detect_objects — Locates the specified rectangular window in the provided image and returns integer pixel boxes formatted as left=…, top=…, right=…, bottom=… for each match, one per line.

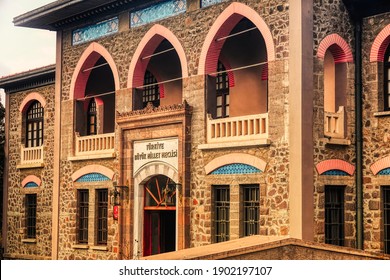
left=213, top=185, right=230, bottom=243
left=325, top=186, right=345, bottom=246
left=241, top=184, right=260, bottom=237
left=77, top=190, right=89, bottom=244
left=26, top=194, right=37, bottom=239
left=383, top=186, right=390, bottom=254
left=96, top=189, right=108, bottom=245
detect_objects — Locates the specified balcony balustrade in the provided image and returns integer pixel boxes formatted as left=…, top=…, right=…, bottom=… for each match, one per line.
left=74, top=132, right=115, bottom=158
left=324, top=106, right=345, bottom=139
left=207, top=113, right=269, bottom=144
left=20, top=145, right=44, bottom=166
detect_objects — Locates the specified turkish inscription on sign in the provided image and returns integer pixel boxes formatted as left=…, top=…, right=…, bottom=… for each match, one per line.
left=133, top=138, right=179, bottom=175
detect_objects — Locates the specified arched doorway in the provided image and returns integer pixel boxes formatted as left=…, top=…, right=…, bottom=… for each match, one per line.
left=143, top=175, right=176, bottom=256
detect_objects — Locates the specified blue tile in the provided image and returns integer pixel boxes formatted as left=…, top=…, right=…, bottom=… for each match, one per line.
left=211, top=163, right=262, bottom=175
left=73, top=17, right=119, bottom=45
left=378, top=167, right=390, bottom=175
left=201, top=0, right=226, bottom=8
left=322, top=170, right=349, bottom=176
left=131, top=0, right=186, bottom=27
left=76, top=173, right=110, bottom=182
left=25, top=182, right=38, bottom=188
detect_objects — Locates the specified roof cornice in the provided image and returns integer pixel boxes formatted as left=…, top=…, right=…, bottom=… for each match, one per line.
left=13, top=0, right=161, bottom=31
left=0, top=65, right=55, bottom=94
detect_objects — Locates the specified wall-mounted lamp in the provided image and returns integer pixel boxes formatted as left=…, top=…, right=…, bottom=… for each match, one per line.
left=112, top=182, right=129, bottom=220
left=113, top=182, right=128, bottom=206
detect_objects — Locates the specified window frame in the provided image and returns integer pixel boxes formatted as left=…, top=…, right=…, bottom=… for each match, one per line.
left=96, top=189, right=108, bottom=245
left=241, top=184, right=260, bottom=237
left=213, top=185, right=230, bottom=243
left=77, top=189, right=89, bottom=244
left=87, top=99, right=97, bottom=135
left=25, top=101, right=44, bottom=148
left=325, top=186, right=345, bottom=246
left=143, top=70, right=160, bottom=108
left=215, top=61, right=230, bottom=119
left=383, top=186, right=390, bottom=254
left=25, top=193, right=37, bottom=239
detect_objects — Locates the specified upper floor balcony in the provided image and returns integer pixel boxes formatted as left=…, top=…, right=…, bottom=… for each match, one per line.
left=70, top=132, right=116, bottom=160
left=200, top=113, right=271, bottom=149
left=324, top=106, right=350, bottom=145
left=324, top=106, right=345, bottom=139
left=17, top=145, right=44, bottom=169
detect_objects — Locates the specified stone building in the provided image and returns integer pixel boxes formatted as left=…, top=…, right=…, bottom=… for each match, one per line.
left=0, top=0, right=389, bottom=260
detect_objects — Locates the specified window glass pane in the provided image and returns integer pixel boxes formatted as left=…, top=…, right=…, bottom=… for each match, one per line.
left=216, top=107, right=222, bottom=118
left=217, top=96, right=222, bottom=106
left=226, top=106, right=229, bottom=116
left=226, top=95, right=229, bottom=105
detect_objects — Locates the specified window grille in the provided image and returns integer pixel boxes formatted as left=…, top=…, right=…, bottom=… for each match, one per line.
left=242, top=184, right=260, bottom=236
left=96, top=189, right=108, bottom=245
left=213, top=185, right=230, bottom=243
left=143, top=70, right=160, bottom=108
left=383, top=186, right=390, bottom=254
left=77, top=190, right=89, bottom=244
left=26, top=194, right=37, bottom=238
left=216, top=61, right=229, bottom=118
left=26, top=101, right=43, bottom=147
left=325, top=186, right=344, bottom=246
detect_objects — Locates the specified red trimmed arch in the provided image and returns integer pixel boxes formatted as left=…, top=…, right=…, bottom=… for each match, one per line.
left=22, top=175, right=42, bottom=188
left=198, top=2, right=275, bottom=76
left=316, top=159, right=355, bottom=175
left=19, top=92, right=46, bottom=113
left=370, top=155, right=390, bottom=175
left=370, top=24, right=390, bottom=62
left=127, top=24, right=188, bottom=89
left=70, top=42, right=120, bottom=100
left=71, top=165, right=115, bottom=182
left=317, top=34, right=353, bottom=63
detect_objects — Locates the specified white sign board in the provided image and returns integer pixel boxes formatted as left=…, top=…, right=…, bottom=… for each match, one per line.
left=133, top=137, right=179, bottom=175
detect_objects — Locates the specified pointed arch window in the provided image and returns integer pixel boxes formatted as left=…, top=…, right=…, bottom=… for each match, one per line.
left=216, top=61, right=230, bottom=118
left=26, top=101, right=44, bottom=147
left=384, top=46, right=390, bottom=111
left=143, top=70, right=160, bottom=108
left=87, top=99, right=97, bottom=135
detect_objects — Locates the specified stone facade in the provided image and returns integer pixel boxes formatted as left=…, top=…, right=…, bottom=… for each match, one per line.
left=4, top=82, right=55, bottom=259
left=361, top=14, right=390, bottom=252
left=1, top=0, right=390, bottom=260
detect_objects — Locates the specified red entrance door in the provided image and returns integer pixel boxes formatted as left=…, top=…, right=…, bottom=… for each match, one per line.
left=143, top=175, right=176, bottom=257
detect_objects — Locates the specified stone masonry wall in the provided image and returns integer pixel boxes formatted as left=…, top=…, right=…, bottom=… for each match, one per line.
left=5, top=84, right=55, bottom=259
left=312, top=0, right=357, bottom=248
left=361, top=13, right=390, bottom=252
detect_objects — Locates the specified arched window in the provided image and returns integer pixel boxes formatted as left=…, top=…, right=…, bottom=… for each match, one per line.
left=216, top=61, right=230, bottom=118
left=384, top=46, right=390, bottom=111
left=87, top=99, right=97, bottom=135
left=143, top=70, right=160, bottom=108
left=26, top=101, right=43, bottom=147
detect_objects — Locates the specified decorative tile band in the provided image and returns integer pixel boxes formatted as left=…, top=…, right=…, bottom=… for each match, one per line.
left=76, top=173, right=110, bottom=183
left=322, top=170, right=349, bottom=176
left=25, top=182, right=39, bottom=188
left=201, top=0, right=226, bottom=8
left=211, top=163, right=261, bottom=175
left=73, top=17, right=119, bottom=45
left=378, top=167, right=390, bottom=175
left=131, top=0, right=186, bottom=27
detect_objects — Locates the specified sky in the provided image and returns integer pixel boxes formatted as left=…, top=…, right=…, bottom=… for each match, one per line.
left=0, top=0, right=56, bottom=104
